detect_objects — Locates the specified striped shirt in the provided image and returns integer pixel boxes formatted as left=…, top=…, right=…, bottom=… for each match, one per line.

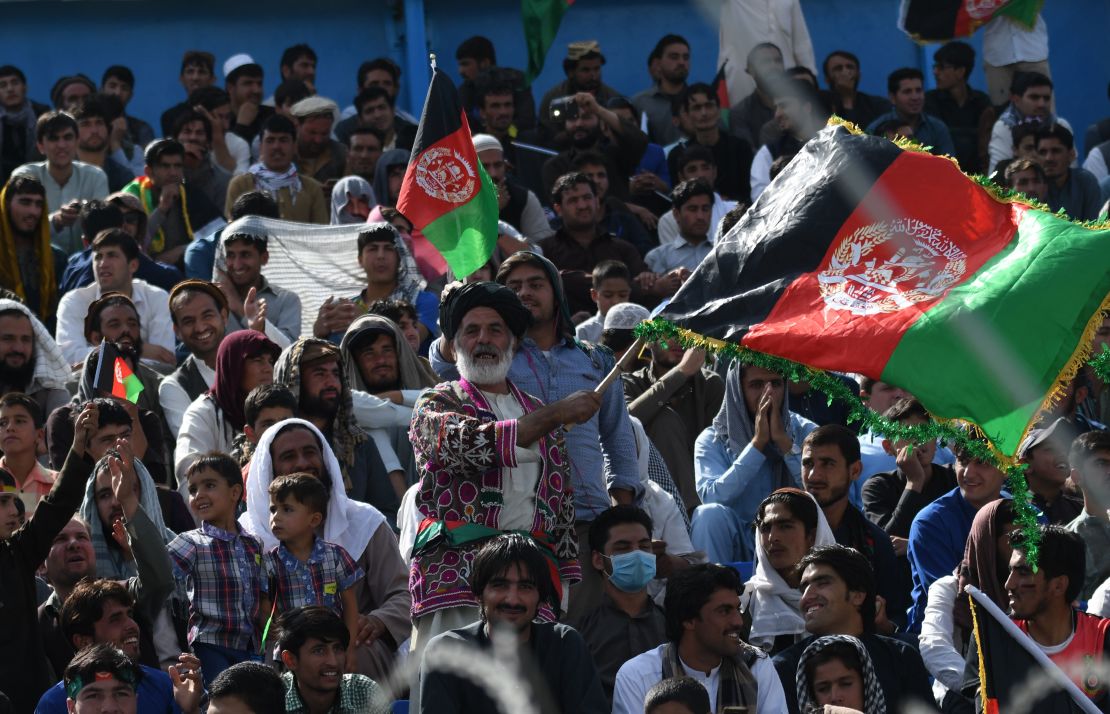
left=167, top=521, right=268, bottom=651
left=267, top=537, right=363, bottom=617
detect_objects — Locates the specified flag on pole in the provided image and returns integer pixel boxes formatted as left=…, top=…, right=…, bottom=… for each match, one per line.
left=93, top=341, right=144, bottom=404
left=522, top=0, right=573, bottom=85
left=967, top=585, right=1103, bottom=713
left=656, top=122, right=1110, bottom=459
left=396, top=67, right=499, bottom=279
left=899, top=0, right=1043, bottom=43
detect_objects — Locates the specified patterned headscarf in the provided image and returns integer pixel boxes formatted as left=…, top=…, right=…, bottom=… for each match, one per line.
left=339, top=313, right=438, bottom=392
left=0, top=182, right=57, bottom=321
left=273, top=338, right=366, bottom=492
left=796, top=634, right=887, bottom=714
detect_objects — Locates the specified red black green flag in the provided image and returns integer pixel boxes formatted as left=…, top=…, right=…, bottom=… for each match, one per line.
left=396, top=68, right=499, bottom=279
left=899, top=0, right=1043, bottom=43
left=656, top=122, right=1110, bottom=459
left=93, top=341, right=144, bottom=403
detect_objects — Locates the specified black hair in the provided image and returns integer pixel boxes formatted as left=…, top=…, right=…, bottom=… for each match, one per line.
left=789, top=66, right=819, bottom=87
left=1009, top=525, right=1085, bottom=602
left=588, top=505, right=654, bottom=554
left=1010, top=71, right=1052, bottom=97
left=260, top=114, right=296, bottom=140
left=663, top=564, right=743, bottom=642
left=644, top=677, right=710, bottom=714
left=1003, top=158, right=1047, bottom=188
left=600, top=328, right=638, bottom=355
left=209, top=661, right=285, bottom=713
left=354, top=86, right=394, bottom=113
left=79, top=397, right=132, bottom=430
left=347, top=126, right=385, bottom=149
left=456, top=36, right=497, bottom=64
left=718, top=203, right=748, bottom=239
left=777, top=77, right=826, bottom=113
left=101, top=65, right=135, bottom=89
left=671, top=178, right=714, bottom=210
left=1070, top=430, right=1110, bottom=470
left=887, top=67, right=924, bottom=95
left=35, top=111, right=78, bottom=143
left=0, top=392, right=44, bottom=428
left=186, top=451, right=243, bottom=489
left=470, top=533, right=556, bottom=611
left=1035, top=123, right=1074, bottom=151
left=223, top=232, right=267, bottom=253
left=187, top=86, right=230, bottom=112
left=0, top=65, right=26, bottom=84
left=934, top=41, right=975, bottom=77
left=143, top=138, right=184, bottom=167
left=171, top=110, right=213, bottom=144
left=477, top=81, right=515, bottom=107
left=881, top=396, right=930, bottom=424
left=230, top=191, right=280, bottom=221
left=800, top=545, right=877, bottom=633
left=243, top=383, right=298, bottom=428
left=71, top=95, right=113, bottom=124
left=91, top=228, right=139, bottom=262
left=63, top=644, right=141, bottom=697
left=756, top=488, right=819, bottom=534
left=802, top=641, right=865, bottom=699
left=280, top=43, right=317, bottom=70
left=269, top=472, right=328, bottom=519
left=277, top=605, right=350, bottom=654
left=821, top=50, right=859, bottom=79
left=357, top=224, right=399, bottom=254
left=4, top=175, right=45, bottom=202
left=803, top=424, right=862, bottom=465
left=357, top=58, right=401, bottom=88
left=180, top=50, right=215, bottom=76
left=1010, top=119, right=1044, bottom=149
left=570, top=150, right=609, bottom=173
left=274, top=79, right=312, bottom=110
left=680, top=82, right=719, bottom=113
left=674, top=144, right=716, bottom=174
left=367, top=298, right=418, bottom=325
left=60, top=578, right=134, bottom=644
left=591, top=260, right=631, bottom=289
left=551, top=171, right=597, bottom=205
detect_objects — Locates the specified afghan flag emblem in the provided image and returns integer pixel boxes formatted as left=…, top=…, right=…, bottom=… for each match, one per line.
left=899, top=0, right=1043, bottom=43
left=397, top=67, right=499, bottom=279
left=93, top=340, right=144, bottom=404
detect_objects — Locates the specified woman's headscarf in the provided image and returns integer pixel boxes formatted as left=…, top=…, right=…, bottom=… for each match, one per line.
left=209, top=330, right=281, bottom=432
left=748, top=489, right=835, bottom=641
left=371, top=149, right=409, bottom=208
left=954, top=498, right=1015, bottom=630
left=329, top=176, right=376, bottom=225
left=0, top=183, right=57, bottom=321
left=240, top=418, right=385, bottom=556
left=0, top=299, right=68, bottom=391
left=713, top=362, right=796, bottom=490
left=796, top=635, right=887, bottom=714
left=339, top=314, right=438, bottom=392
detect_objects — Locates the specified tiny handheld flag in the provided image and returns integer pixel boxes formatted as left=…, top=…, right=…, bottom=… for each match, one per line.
left=93, top=341, right=144, bottom=404
left=396, top=67, right=499, bottom=279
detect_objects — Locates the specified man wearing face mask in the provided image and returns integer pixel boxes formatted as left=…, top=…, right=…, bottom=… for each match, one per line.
left=574, top=506, right=669, bottom=704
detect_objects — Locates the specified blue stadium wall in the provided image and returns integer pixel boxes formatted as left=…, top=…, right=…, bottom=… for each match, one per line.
left=0, top=0, right=1105, bottom=153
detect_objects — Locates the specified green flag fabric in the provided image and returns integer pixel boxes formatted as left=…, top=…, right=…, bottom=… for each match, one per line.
left=522, top=0, right=572, bottom=85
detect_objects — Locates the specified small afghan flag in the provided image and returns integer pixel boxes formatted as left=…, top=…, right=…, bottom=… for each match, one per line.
left=396, top=68, right=499, bottom=279
left=899, top=0, right=1043, bottom=43
left=655, top=121, right=1110, bottom=459
left=93, top=341, right=144, bottom=404
left=522, top=0, right=573, bottom=85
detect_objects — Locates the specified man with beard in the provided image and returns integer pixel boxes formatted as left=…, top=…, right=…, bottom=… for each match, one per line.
left=633, top=35, right=691, bottom=146
left=0, top=175, right=66, bottom=323
left=1036, top=124, right=1102, bottom=222
left=409, top=282, right=593, bottom=665
left=472, top=133, right=552, bottom=243
left=56, top=230, right=174, bottom=368
left=622, top=326, right=724, bottom=516
left=72, top=96, right=134, bottom=192
left=171, top=110, right=231, bottom=212
left=419, top=534, right=607, bottom=714
left=273, top=339, right=394, bottom=520
left=340, top=313, right=438, bottom=494
left=291, top=96, right=347, bottom=187
left=225, top=115, right=328, bottom=224
left=343, top=127, right=383, bottom=183
left=613, top=564, right=785, bottom=714
left=158, top=280, right=229, bottom=434
left=800, top=425, right=905, bottom=631
left=215, top=224, right=301, bottom=347
left=538, top=41, right=623, bottom=142
left=0, top=64, right=50, bottom=183
left=820, top=51, right=890, bottom=131
left=0, top=299, right=69, bottom=424
left=540, top=89, right=649, bottom=202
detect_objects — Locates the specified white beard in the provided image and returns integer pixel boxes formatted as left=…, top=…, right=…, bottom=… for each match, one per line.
left=457, top=340, right=514, bottom=386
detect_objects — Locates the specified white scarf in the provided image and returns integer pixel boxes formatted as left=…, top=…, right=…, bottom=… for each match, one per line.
left=248, top=162, right=302, bottom=204
left=0, top=299, right=70, bottom=391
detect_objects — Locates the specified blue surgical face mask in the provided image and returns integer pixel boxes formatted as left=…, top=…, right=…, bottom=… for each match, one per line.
left=604, top=550, right=657, bottom=592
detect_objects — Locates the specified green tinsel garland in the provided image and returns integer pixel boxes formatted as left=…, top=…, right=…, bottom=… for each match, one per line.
left=1091, top=344, right=1110, bottom=384
left=634, top=318, right=1043, bottom=568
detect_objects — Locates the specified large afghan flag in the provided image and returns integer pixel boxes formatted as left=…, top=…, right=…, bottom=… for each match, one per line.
left=900, top=0, right=1043, bottom=43
left=658, top=123, right=1110, bottom=458
left=522, top=0, right=573, bottom=85
left=396, top=68, right=499, bottom=279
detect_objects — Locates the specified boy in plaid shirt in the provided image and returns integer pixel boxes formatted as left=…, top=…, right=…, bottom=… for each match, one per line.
left=266, top=473, right=363, bottom=670
left=168, top=453, right=267, bottom=687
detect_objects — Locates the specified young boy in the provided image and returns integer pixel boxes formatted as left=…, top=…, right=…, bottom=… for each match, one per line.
left=575, top=260, right=632, bottom=344
left=167, top=452, right=267, bottom=688
left=265, top=473, right=362, bottom=671
left=0, top=392, right=58, bottom=516
left=235, top=384, right=298, bottom=470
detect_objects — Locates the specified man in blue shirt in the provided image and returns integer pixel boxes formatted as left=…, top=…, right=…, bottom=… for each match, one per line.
left=905, top=433, right=1008, bottom=632
left=866, top=68, right=955, bottom=158
left=429, top=251, right=641, bottom=622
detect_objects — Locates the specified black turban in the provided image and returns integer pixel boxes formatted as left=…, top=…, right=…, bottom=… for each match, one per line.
left=439, top=281, right=533, bottom=340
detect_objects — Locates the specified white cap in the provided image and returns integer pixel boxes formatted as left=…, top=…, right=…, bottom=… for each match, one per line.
left=223, top=53, right=261, bottom=80
left=290, top=96, right=339, bottom=122
left=471, top=133, right=503, bottom=155
left=603, top=302, right=650, bottom=330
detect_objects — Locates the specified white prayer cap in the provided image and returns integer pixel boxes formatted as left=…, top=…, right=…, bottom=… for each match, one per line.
left=472, top=133, right=503, bottom=155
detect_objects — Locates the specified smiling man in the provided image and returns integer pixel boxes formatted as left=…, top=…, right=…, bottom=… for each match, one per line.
left=419, top=534, right=608, bottom=714
left=613, top=563, right=786, bottom=714
left=216, top=226, right=301, bottom=347
left=1021, top=417, right=1084, bottom=525
left=866, top=68, right=954, bottom=158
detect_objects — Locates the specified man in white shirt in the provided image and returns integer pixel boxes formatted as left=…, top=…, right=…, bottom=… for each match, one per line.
left=613, top=563, right=786, bottom=714
left=55, top=229, right=175, bottom=368
left=987, top=72, right=1072, bottom=171
left=12, top=111, right=109, bottom=256
left=981, top=13, right=1051, bottom=107
left=657, top=146, right=736, bottom=247
left=716, top=0, right=815, bottom=105
left=159, top=280, right=229, bottom=434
